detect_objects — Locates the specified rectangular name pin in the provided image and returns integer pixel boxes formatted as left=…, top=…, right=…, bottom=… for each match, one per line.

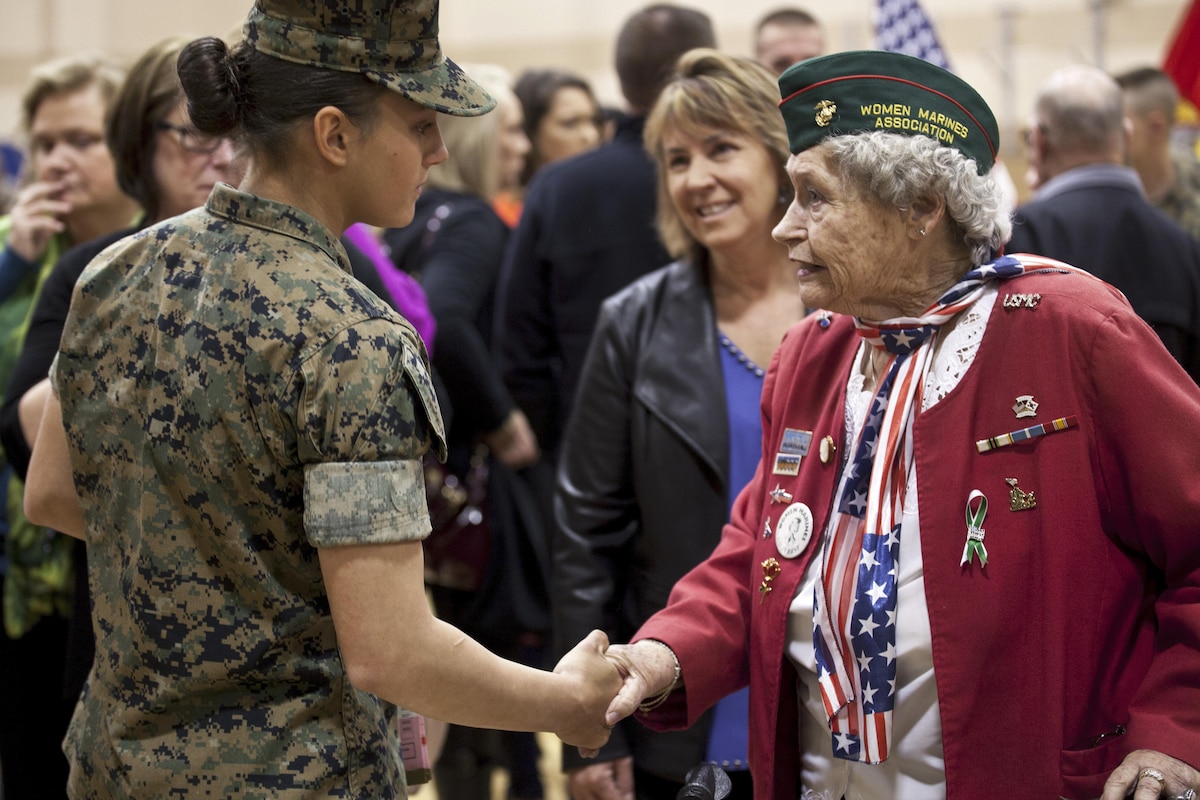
left=773, top=453, right=801, bottom=476
left=780, top=428, right=812, bottom=456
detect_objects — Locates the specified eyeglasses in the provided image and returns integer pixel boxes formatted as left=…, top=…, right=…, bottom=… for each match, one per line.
left=156, top=121, right=227, bottom=155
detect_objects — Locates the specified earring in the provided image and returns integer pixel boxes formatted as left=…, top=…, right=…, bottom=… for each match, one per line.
left=919, top=228, right=927, bottom=237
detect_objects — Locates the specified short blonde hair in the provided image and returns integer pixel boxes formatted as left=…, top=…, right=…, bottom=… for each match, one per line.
left=644, top=48, right=789, bottom=263
left=21, top=51, right=125, bottom=135
left=428, top=64, right=515, bottom=200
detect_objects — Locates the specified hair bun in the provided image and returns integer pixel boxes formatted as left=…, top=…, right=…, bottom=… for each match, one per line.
left=177, top=36, right=240, bottom=135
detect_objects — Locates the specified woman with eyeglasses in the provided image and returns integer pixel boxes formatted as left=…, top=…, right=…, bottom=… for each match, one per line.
left=1, top=34, right=240, bottom=494
left=0, top=36, right=240, bottom=799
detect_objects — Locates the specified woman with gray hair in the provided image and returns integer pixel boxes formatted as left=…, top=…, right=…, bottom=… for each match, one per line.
left=599, top=50, right=1200, bottom=800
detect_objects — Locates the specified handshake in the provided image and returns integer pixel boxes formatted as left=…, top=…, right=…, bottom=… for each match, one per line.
left=548, top=631, right=682, bottom=754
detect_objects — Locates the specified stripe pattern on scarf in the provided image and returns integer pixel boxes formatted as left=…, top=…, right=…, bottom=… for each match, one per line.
left=811, top=254, right=1041, bottom=764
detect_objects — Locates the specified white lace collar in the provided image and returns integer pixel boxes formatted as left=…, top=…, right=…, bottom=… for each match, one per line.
left=843, top=286, right=999, bottom=442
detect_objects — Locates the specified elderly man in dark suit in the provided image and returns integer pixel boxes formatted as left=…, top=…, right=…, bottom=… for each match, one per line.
left=1009, top=64, right=1200, bottom=383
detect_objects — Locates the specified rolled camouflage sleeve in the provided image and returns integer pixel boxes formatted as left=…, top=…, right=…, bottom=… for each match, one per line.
left=296, top=316, right=446, bottom=548
left=304, top=459, right=430, bottom=546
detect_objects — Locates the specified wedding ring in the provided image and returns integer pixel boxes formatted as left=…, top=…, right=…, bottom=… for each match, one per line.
left=1139, top=767, right=1166, bottom=791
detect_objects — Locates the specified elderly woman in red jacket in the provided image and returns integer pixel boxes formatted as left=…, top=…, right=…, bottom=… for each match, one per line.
left=601, top=50, right=1200, bottom=800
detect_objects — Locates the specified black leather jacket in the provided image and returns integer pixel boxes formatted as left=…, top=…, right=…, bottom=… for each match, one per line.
left=554, top=259, right=732, bottom=780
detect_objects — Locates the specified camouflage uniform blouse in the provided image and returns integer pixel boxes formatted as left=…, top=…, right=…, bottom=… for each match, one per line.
left=51, top=183, right=446, bottom=799
left=1160, top=147, right=1200, bottom=242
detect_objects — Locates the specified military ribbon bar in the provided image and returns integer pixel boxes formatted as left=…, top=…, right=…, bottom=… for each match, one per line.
left=961, top=490, right=988, bottom=567
left=975, top=415, right=1078, bottom=453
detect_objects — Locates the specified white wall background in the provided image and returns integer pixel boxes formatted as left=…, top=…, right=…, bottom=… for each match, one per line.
left=0, top=0, right=1189, bottom=163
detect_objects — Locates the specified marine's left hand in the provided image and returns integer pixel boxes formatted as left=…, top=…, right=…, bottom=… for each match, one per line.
left=1101, top=749, right=1199, bottom=799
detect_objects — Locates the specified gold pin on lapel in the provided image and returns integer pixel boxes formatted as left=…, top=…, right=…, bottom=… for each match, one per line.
left=759, top=558, right=782, bottom=603
left=1005, top=477, right=1036, bottom=511
left=819, top=435, right=836, bottom=464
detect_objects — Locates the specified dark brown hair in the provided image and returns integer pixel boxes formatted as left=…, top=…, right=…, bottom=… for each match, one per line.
left=106, top=36, right=193, bottom=221
left=615, top=4, right=715, bottom=114
left=513, top=68, right=597, bottom=184
left=177, top=37, right=385, bottom=171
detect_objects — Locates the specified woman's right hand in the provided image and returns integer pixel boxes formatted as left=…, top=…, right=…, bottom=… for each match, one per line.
left=485, top=408, right=540, bottom=469
left=6, top=181, right=71, bottom=263
left=602, top=640, right=681, bottom=726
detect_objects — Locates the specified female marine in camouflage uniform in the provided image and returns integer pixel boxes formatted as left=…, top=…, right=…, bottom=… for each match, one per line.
left=24, top=1, right=619, bottom=797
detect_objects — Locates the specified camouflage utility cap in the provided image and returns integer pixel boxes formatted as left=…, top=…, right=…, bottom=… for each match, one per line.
left=778, top=50, right=999, bottom=174
left=245, top=0, right=495, bottom=116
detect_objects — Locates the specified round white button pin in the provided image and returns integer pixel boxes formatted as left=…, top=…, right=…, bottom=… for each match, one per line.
left=776, top=502, right=813, bottom=559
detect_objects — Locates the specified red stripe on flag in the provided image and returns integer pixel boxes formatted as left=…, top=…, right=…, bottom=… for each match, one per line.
left=870, top=712, right=890, bottom=762
left=1165, top=0, right=1200, bottom=110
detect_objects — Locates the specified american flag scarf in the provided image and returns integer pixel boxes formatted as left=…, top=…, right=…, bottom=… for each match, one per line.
left=811, top=254, right=1027, bottom=764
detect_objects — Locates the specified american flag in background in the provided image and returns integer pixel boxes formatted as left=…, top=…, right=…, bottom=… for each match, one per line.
left=876, top=0, right=952, bottom=71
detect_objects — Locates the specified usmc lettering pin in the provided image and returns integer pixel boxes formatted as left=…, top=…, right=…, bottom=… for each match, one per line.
left=1002, top=293, right=1041, bottom=309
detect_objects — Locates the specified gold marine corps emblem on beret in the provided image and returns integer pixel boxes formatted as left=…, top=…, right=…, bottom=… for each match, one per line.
left=814, top=99, right=837, bottom=127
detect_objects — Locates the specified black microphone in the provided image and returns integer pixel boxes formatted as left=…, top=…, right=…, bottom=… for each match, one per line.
left=675, top=763, right=732, bottom=800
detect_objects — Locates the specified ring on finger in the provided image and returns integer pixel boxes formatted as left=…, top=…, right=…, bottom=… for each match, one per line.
left=1139, top=767, right=1167, bottom=792
left=1177, top=788, right=1195, bottom=800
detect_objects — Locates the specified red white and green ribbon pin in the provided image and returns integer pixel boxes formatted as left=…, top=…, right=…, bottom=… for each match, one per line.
left=961, top=490, right=988, bottom=567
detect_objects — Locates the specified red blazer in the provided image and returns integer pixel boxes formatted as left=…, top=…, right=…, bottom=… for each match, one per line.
left=635, top=267, right=1200, bottom=800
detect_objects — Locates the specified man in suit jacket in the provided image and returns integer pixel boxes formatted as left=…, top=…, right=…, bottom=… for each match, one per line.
left=1009, top=64, right=1200, bottom=383
left=494, top=4, right=715, bottom=460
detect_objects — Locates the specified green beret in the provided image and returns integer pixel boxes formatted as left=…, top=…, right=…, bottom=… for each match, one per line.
left=777, top=50, right=998, bottom=174
left=245, top=0, right=495, bottom=117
